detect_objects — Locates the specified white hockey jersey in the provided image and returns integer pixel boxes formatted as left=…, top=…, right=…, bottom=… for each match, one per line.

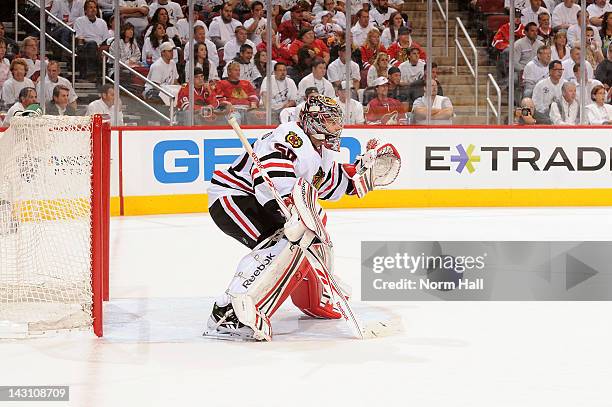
left=207, top=122, right=355, bottom=210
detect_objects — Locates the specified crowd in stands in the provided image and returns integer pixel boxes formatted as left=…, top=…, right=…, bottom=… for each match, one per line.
left=1, top=0, right=611, bottom=126
left=488, top=0, right=612, bottom=124
left=0, top=0, right=453, bottom=126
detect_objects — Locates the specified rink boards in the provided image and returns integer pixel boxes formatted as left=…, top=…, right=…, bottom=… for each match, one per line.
left=4, top=125, right=611, bottom=216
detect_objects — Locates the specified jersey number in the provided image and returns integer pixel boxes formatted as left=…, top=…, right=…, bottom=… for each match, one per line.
left=274, top=143, right=298, bottom=162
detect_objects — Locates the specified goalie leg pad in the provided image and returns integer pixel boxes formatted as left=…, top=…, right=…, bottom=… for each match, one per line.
left=220, top=232, right=310, bottom=340
left=290, top=265, right=342, bottom=319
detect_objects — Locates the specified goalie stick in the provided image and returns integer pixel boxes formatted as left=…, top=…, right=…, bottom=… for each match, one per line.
left=227, top=117, right=394, bottom=340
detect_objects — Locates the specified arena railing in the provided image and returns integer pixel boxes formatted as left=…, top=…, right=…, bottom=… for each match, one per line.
left=486, top=73, right=501, bottom=125
left=454, top=16, right=478, bottom=116
left=102, top=50, right=176, bottom=126
left=435, top=0, right=449, bottom=57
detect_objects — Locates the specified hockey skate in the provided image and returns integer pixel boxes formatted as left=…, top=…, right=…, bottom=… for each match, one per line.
left=202, top=302, right=261, bottom=341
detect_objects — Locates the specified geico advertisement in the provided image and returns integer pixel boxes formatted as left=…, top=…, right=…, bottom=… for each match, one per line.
left=120, top=127, right=612, bottom=196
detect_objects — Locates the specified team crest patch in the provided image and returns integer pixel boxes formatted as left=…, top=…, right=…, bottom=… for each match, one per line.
left=312, top=167, right=324, bottom=189
left=285, top=131, right=303, bottom=148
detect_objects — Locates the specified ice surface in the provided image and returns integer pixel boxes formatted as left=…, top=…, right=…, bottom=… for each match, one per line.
left=1, top=208, right=611, bottom=407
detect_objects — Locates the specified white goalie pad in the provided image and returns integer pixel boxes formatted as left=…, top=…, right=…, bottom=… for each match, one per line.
left=352, top=140, right=401, bottom=198
left=225, top=231, right=308, bottom=341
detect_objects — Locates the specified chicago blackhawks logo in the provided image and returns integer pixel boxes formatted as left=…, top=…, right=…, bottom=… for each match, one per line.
left=312, top=167, right=324, bottom=189
left=285, top=131, right=303, bottom=148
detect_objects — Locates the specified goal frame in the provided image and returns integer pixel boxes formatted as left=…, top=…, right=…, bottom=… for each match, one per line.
left=91, top=114, right=111, bottom=337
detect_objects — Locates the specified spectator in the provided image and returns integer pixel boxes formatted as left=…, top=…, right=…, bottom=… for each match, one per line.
left=1, top=59, right=35, bottom=106
left=513, top=22, right=544, bottom=74
left=0, top=22, right=19, bottom=60
left=50, top=0, right=86, bottom=48
left=289, top=28, right=330, bottom=64
left=297, top=58, right=335, bottom=101
left=399, top=47, right=425, bottom=85
left=568, top=10, right=601, bottom=49
left=314, top=0, right=346, bottom=29
left=367, top=52, right=390, bottom=87
left=381, top=12, right=406, bottom=48
left=406, top=63, right=443, bottom=105
left=492, top=9, right=525, bottom=84
left=281, top=0, right=316, bottom=25
left=532, top=59, right=565, bottom=124
left=550, top=30, right=570, bottom=62
left=366, top=76, right=405, bottom=124
left=334, top=81, right=365, bottom=124
left=86, top=83, right=124, bottom=125
left=411, top=79, right=453, bottom=125
left=574, top=63, right=603, bottom=103
left=184, top=42, right=219, bottom=81
left=562, top=45, right=594, bottom=82
left=513, top=97, right=537, bottom=124
left=360, top=28, right=386, bottom=69
left=369, top=0, right=393, bottom=29
left=224, top=26, right=256, bottom=63
left=552, top=0, right=579, bottom=30
left=216, top=60, right=259, bottom=123
left=244, top=1, right=267, bottom=46
left=176, top=12, right=207, bottom=45
left=595, top=46, right=612, bottom=87
left=587, top=0, right=612, bottom=27
left=600, top=12, right=612, bottom=55
left=148, top=0, right=184, bottom=25
left=586, top=28, right=605, bottom=69
left=184, top=25, right=218, bottom=70
left=0, top=39, right=10, bottom=89
left=280, top=86, right=318, bottom=123
left=142, top=23, right=176, bottom=65
left=114, top=22, right=142, bottom=69
left=119, top=0, right=149, bottom=37
left=278, top=4, right=312, bottom=43
left=523, top=45, right=551, bottom=97
left=351, top=9, right=375, bottom=47
left=176, top=67, right=224, bottom=124
left=521, top=0, right=549, bottom=26
left=253, top=50, right=269, bottom=86
left=144, top=41, right=179, bottom=101
left=314, top=11, right=343, bottom=41
left=2, top=87, right=37, bottom=126
left=209, top=2, right=242, bottom=48
left=222, top=44, right=261, bottom=83
left=387, top=25, right=426, bottom=65
left=260, top=61, right=298, bottom=122
left=536, top=11, right=552, bottom=44
left=257, top=28, right=292, bottom=66
left=326, top=44, right=360, bottom=89
left=45, top=85, right=77, bottom=116
left=387, top=66, right=411, bottom=103
left=19, top=37, right=41, bottom=80
left=35, top=60, right=78, bottom=108
left=549, top=81, right=579, bottom=124
left=74, top=0, right=111, bottom=81
left=288, top=47, right=315, bottom=85
left=145, top=8, right=181, bottom=45
left=586, top=84, right=612, bottom=124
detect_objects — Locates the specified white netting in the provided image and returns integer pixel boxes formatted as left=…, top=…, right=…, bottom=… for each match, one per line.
left=0, top=115, right=94, bottom=336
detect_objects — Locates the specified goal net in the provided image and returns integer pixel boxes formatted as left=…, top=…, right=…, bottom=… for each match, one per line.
left=0, top=114, right=109, bottom=337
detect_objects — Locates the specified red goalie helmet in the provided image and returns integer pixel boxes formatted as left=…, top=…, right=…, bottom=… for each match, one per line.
left=298, top=95, right=344, bottom=151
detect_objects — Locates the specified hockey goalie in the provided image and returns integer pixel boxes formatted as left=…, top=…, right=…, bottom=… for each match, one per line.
left=204, top=95, right=401, bottom=341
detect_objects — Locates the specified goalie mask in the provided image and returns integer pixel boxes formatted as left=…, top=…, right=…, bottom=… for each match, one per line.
left=298, top=95, right=344, bottom=152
